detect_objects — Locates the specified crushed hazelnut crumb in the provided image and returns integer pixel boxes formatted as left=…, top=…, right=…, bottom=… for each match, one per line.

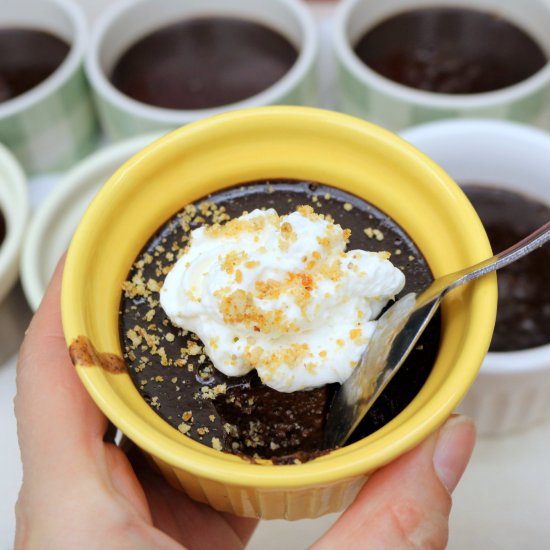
left=178, top=423, right=191, bottom=435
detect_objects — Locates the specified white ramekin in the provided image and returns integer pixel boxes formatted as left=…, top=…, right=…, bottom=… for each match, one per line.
left=0, top=144, right=29, bottom=304
left=401, top=118, right=550, bottom=435
left=21, top=133, right=163, bottom=310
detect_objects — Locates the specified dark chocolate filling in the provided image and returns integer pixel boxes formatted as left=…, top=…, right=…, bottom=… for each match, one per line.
left=0, top=28, right=69, bottom=103
left=110, top=17, right=298, bottom=110
left=119, top=181, right=440, bottom=462
left=354, top=7, right=547, bottom=94
left=462, top=184, right=550, bottom=351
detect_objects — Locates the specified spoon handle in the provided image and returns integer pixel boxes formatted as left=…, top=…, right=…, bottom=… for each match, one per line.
left=420, top=220, right=550, bottom=304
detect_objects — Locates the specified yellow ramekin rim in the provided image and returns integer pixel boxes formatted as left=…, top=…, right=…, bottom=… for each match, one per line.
left=62, top=106, right=496, bottom=489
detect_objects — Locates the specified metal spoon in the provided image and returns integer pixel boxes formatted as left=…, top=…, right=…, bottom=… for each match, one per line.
left=323, top=220, right=550, bottom=449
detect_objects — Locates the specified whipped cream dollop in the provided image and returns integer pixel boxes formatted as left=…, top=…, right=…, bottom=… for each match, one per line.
left=160, top=206, right=405, bottom=393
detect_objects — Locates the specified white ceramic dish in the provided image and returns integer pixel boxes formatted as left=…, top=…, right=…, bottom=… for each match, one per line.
left=401, top=118, right=550, bottom=435
left=0, top=144, right=29, bottom=304
left=21, top=133, right=163, bottom=310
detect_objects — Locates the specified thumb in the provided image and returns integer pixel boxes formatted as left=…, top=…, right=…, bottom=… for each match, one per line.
left=313, top=415, right=475, bottom=550
left=15, top=258, right=108, bottom=486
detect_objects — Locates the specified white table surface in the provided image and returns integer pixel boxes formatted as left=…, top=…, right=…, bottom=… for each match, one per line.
left=2, top=1, right=550, bottom=547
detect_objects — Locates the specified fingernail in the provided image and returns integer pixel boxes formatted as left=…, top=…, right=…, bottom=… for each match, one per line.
left=433, top=414, right=476, bottom=494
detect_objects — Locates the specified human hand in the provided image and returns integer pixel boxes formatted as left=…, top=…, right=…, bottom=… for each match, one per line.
left=15, top=261, right=475, bottom=549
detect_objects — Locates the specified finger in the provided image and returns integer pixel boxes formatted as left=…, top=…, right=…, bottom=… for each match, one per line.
left=313, top=415, right=475, bottom=550
left=126, top=445, right=258, bottom=549
left=15, top=258, right=108, bottom=485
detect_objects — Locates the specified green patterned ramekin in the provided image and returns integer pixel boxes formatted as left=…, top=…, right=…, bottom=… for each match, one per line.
left=85, top=0, right=318, bottom=141
left=0, top=0, right=100, bottom=175
left=333, top=0, right=550, bottom=131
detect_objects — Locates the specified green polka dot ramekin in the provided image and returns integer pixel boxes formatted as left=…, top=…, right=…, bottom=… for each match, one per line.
left=0, top=0, right=99, bottom=175
left=333, top=0, right=550, bottom=131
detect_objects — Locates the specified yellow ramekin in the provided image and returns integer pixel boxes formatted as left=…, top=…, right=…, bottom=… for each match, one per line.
left=62, top=106, right=496, bottom=520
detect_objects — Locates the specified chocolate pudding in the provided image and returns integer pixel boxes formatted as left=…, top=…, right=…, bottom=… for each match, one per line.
left=462, top=185, right=550, bottom=351
left=0, top=28, right=70, bottom=103
left=110, top=17, right=298, bottom=110
left=354, top=7, right=548, bottom=94
left=119, top=181, right=440, bottom=462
